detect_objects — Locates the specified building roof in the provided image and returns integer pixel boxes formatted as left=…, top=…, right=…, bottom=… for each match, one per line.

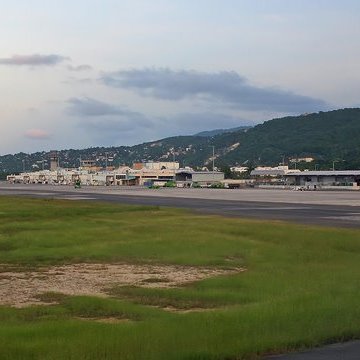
left=176, top=170, right=223, bottom=175
left=251, top=169, right=287, bottom=176
left=286, top=170, right=360, bottom=176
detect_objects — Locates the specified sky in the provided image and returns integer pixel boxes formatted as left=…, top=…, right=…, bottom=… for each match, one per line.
left=1, top=0, right=360, bottom=154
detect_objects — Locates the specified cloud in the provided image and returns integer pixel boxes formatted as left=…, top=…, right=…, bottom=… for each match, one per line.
left=101, top=68, right=328, bottom=113
left=0, top=54, right=69, bottom=66
left=24, top=129, right=51, bottom=140
left=67, top=97, right=254, bottom=144
left=160, top=112, right=251, bottom=135
left=67, top=64, right=92, bottom=72
left=80, top=117, right=152, bottom=134
left=67, top=97, right=153, bottom=135
left=66, top=97, right=145, bottom=118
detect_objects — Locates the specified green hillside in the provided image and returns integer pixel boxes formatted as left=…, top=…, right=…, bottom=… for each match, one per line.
left=217, top=108, right=360, bottom=169
left=194, top=125, right=252, bottom=137
left=1, top=108, right=360, bottom=176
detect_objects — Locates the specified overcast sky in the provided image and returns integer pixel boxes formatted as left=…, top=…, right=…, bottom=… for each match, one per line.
left=1, top=0, right=360, bottom=154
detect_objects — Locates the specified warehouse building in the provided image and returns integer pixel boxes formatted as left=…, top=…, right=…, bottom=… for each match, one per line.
left=175, top=170, right=224, bottom=187
left=285, top=170, right=360, bottom=189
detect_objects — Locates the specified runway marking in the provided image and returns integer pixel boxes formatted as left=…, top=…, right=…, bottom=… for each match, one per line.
left=28, top=192, right=58, bottom=196
left=225, top=206, right=310, bottom=211
left=324, top=215, right=360, bottom=222
left=56, top=196, right=97, bottom=201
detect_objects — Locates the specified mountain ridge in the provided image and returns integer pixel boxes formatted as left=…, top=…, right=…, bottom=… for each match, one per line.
left=1, top=108, right=360, bottom=176
left=194, top=125, right=252, bottom=137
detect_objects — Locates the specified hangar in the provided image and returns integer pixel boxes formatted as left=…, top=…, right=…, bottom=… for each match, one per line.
left=285, top=170, right=360, bottom=189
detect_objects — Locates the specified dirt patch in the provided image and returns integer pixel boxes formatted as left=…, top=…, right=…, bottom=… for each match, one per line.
left=0, top=263, right=244, bottom=308
left=75, top=317, right=132, bottom=324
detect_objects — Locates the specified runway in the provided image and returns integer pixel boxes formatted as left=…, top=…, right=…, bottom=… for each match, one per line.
left=1, top=183, right=360, bottom=228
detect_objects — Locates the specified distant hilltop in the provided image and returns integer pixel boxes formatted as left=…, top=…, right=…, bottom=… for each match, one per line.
left=194, top=125, right=252, bottom=137
left=1, top=108, right=360, bottom=176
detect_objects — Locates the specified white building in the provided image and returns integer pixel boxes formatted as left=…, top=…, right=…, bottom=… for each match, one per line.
left=230, top=166, right=248, bottom=173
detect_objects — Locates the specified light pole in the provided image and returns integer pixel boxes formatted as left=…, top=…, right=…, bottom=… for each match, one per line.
left=212, top=146, right=215, bottom=172
left=172, top=150, right=176, bottom=182
left=211, top=146, right=216, bottom=184
left=105, top=152, right=108, bottom=171
left=332, top=160, right=337, bottom=171
left=22, top=159, right=25, bottom=172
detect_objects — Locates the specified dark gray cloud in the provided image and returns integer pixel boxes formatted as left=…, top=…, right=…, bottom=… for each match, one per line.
left=101, top=68, right=328, bottom=113
left=80, top=118, right=152, bottom=134
left=67, top=97, right=153, bottom=134
left=66, top=97, right=251, bottom=146
left=0, top=54, right=69, bottom=66
left=78, top=111, right=248, bottom=146
left=67, top=64, right=92, bottom=72
left=67, top=97, right=149, bottom=119
left=67, top=97, right=124, bottom=116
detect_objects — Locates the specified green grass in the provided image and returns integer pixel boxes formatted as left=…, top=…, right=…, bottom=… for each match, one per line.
left=0, top=196, right=360, bottom=359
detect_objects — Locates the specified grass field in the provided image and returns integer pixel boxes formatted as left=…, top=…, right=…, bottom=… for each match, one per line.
left=0, top=196, right=360, bottom=359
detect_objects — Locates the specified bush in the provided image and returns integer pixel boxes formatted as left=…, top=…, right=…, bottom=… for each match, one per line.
left=210, top=182, right=225, bottom=189
left=164, top=181, right=176, bottom=188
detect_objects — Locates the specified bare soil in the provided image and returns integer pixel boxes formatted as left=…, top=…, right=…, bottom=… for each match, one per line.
left=0, top=263, right=244, bottom=307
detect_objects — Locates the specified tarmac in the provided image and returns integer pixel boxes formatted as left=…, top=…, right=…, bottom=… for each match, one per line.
left=1, top=183, right=360, bottom=228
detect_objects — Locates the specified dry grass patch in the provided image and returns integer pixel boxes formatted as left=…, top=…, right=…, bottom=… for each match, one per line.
left=0, top=263, right=243, bottom=307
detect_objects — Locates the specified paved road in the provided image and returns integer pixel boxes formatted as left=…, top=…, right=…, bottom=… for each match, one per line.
left=265, top=340, right=360, bottom=360
left=1, top=183, right=360, bottom=228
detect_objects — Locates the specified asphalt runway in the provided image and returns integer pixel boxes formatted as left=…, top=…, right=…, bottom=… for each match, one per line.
left=265, top=340, right=360, bottom=360
left=1, top=183, right=360, bottom=228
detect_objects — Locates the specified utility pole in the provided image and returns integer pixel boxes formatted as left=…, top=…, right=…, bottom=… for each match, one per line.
left=332, top=160, right=337, bottom=171
left=212, top=146, right=215, bottom=172
left=105, top=152, right=108, bottom=171
left=212, top=146, right=215, bottom=184
left=173, top=150, right=176, bottom=181
left=22, top=159, right=25, bottom=172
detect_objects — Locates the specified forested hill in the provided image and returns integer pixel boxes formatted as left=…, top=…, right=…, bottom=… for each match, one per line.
left=1, top=108, right=360, bottom=176
left=214, top=108, right=360, bottom=168
left=194, top=125, right=252, bottom=137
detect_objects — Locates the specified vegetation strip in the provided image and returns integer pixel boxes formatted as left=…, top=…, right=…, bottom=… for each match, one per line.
left=0, top=196, right=359, bottom=359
